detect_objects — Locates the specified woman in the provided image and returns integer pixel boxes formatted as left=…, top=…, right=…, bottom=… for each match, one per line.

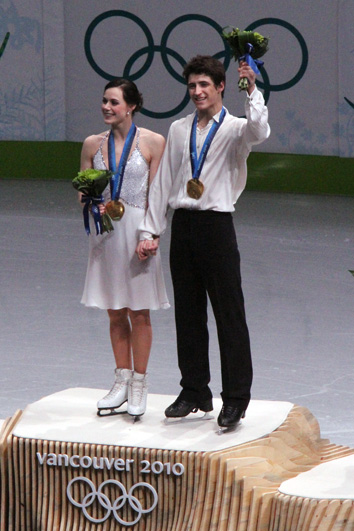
left=80, top=79, right=169, bottom=418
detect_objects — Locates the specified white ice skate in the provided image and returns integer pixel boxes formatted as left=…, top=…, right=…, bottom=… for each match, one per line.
left=127, top=372, right=148, bottom=420
left=97, top=368, right=132, bottom=417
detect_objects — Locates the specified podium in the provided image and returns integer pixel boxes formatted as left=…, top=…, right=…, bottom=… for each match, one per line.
left=1, top=388, right=354, bottom=530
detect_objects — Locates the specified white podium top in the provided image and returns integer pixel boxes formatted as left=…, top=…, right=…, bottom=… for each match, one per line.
left=12, top=388, right=293, bottom=452
left=279, top=454, right=354, bottom=500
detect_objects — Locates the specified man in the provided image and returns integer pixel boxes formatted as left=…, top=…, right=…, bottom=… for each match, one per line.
left=136, top=55, right=270, bottom=430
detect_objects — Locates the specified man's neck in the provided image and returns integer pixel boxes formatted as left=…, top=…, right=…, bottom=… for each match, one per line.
left=197, top=103, right=223, bottom=129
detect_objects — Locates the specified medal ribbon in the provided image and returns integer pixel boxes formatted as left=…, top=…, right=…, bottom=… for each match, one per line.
left=108, top=123, right=136, bottom=201
left=190, top=107, right=226, bottom=180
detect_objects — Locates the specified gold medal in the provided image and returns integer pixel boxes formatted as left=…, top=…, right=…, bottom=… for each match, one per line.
left=105, top=200, right=125, bottom=221
left=187, top=178, right=204, bottom=200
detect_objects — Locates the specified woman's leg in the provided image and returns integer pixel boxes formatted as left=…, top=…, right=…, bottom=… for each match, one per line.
left=127, top=309, right=151, bottom=416
left=128, top=309, right=152, bottom=374
left=97, top=308, right=133, bottom=415
left=107, top=308, right=132, bottom=368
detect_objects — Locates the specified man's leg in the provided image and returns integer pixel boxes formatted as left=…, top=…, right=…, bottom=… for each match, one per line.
left=169, top=209, right=213, bottom=404
left=194, top=212, right=253, bottom=410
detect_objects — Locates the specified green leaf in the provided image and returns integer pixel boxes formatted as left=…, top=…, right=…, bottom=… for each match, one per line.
left=222, top=27, right=269, bottom=61
left=72, top=169, right=112, bottom=197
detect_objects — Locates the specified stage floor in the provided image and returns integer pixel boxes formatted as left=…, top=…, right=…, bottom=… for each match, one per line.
left=11, top=388, right=293, bottom=450
left=0, top=180, right=353, bottom=448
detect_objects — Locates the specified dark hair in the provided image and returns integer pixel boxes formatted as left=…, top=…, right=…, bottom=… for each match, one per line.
left=182, top=55, right=226, bottom=97
left=104, top=78, right=143, bottom=114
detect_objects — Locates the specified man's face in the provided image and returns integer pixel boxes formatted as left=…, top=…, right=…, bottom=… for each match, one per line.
left=187, top=74, right=224, bottom=112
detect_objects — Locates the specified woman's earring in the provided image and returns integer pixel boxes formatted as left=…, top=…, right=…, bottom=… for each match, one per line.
left=127, top=111, right=130, bottom=115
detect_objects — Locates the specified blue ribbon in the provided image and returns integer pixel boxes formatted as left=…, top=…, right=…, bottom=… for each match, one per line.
left=108, top=123, right=136, bottom=201
left=190, top=107, right=226, bottom=180
left=81, top=194, right=104, bottom=235
left=240, top=43, right=264, bottom=74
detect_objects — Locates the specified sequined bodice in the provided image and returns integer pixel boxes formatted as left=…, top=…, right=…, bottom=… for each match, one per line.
left=92, top=129, right=149, bottom=209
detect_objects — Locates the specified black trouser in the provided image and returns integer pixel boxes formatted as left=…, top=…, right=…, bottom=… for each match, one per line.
left=169, top=209, right=253, bottom=410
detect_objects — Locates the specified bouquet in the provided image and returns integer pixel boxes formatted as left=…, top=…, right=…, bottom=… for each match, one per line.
left=222, top=27, right=269, bottom=91
left=72, top=168, right=114, bottom=235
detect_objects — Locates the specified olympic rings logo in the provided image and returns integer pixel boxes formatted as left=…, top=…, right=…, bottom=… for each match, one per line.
left=84, top=12, right=309, bottom=119
left=67, top=477, right=158, bottom=526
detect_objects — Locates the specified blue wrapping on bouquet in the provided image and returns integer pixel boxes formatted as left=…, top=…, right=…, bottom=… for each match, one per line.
left=81, top=194, right=104, bottom=235
left=240, top=43, right=264, bottom=74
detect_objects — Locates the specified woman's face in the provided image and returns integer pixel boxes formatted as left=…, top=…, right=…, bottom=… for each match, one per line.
left=101, top=87, right=134, bottom=126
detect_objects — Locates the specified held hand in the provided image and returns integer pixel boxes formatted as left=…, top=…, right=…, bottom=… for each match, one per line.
left=238, top=61, right=256, bottom=94
left=136, top=238, right=160, bottom=261
left=98, top=203, right=106, bottom=215
left=90, top=202, right=105, bottom=216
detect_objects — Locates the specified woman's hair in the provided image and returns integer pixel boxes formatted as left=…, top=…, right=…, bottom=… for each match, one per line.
left=104, top=78, right=143, bottom=114
left=182, top=55, right=226, bottom=97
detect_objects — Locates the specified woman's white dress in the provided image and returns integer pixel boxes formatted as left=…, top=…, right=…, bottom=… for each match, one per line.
left=81, top=129, right=170, bottom=311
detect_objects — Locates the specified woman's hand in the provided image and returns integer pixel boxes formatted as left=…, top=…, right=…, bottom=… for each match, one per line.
left=136, top=238, right=160, bottom=261
left=97, top=202, right=106, bottom=215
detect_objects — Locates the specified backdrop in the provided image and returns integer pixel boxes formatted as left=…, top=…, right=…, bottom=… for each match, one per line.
left=0, top=0, right=353, bottom=158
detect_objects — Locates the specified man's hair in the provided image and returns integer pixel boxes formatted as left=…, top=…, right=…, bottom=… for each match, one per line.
left=104, top=78, right=143, bottom=115
left=182, top=55, right=226, bottom=96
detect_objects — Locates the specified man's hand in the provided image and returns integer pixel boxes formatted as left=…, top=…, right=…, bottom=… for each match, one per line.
left=238, top=60, right=256, bottom=94
left=136, top=238, right=160, bottom=261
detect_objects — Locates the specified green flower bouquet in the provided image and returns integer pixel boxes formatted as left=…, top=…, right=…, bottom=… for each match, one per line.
left=222, top=27, right=269, bottom=91
left=72, top=169, right=114, bottom=235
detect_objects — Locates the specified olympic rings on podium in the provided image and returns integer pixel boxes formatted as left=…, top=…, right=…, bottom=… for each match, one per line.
left=67, top=477, right=158, bottom=526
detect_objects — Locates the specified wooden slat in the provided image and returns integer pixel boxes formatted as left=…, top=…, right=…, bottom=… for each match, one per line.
left=1, top=404, right=354, bottom=529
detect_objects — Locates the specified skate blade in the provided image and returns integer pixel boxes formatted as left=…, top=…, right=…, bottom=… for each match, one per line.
left=126, top=412, right=145, bottom=422
left=164, top=412, right=213, bottom=425
left=217, top=426, right=233, bottom=435
left=97, top=408, right=127, bottom=417
left=216, top=422, right=243, bottom=435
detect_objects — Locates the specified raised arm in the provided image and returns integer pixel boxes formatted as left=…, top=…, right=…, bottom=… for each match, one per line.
left=238, top=61, right=270, bottom=149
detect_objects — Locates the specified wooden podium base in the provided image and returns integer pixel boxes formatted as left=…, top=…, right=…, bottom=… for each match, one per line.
left=1, top=389, right=353, bottom=530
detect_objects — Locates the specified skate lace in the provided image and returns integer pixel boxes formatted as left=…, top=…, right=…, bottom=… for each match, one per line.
left=104, top=379, right=126, bottom=399
left=130, top=380, right=145, bottom=406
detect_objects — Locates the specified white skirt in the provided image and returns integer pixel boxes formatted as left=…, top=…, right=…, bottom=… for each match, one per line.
left=81, top=201, right=170, bottom=311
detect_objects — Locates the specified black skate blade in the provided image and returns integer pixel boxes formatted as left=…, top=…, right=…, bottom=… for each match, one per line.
left=164, top=412, right=213, bottom=425
left=97, top=408, right=127, bottom=417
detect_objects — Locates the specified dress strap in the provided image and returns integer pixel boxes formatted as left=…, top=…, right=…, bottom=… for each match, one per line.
left=135, top=127, right=140, bottom=148
left=100, top=130, right=110, bottom=149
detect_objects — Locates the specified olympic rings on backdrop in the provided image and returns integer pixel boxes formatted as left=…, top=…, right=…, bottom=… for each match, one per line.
left=84, top=11, right=229, bottom=118
left=159, top=14, right=231, bottom=84
left=85, top=11, right=155, bottom=82
left=84, top=12, right=309, bottom=118
left=246, top=18, right=308, bottom=103
left=67, top=477, right=158, bottom=526
left=344, top=97, right=354, bottom=110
